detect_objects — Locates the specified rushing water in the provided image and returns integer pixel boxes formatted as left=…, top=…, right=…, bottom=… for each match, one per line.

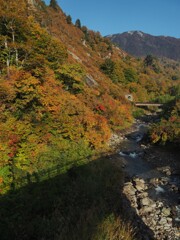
left=119, top=123, right=163, bottom=179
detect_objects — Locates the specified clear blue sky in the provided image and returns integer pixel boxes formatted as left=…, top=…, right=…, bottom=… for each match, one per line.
left=45, top=0, right=180, bottom=38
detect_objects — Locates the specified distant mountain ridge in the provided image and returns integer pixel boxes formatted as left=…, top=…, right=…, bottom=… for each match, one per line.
left=106, top=31, right=180, bottom=60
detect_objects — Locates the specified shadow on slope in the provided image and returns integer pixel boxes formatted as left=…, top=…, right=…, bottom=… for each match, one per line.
left=0, top=155, right=155, bottom=240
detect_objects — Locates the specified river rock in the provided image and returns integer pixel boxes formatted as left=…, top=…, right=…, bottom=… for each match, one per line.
left=133, top=178, right=147, bottom=191
left=159, top=217, right=167, bottom=225
left=175, top=231, right=180, bottom=238
left=167, top=217, right=173, bottom=223
left=157, top=166, right=172, bottom=176
left=149, top=178, right=159, bottom=186
left=140, top=197, right=152, bottom=206
left=139, top=206, right=154, bottom=214
left=162, top=207, right=171, bottom=217
left=156, top=201, right=164, bottom=208
left=160, top=177, right=169, bottom=185
left=138, top=191, right=148, bottom=199
left=150, top=219, right=157, bottom=226
left=123, top=182, right=136, bottom=196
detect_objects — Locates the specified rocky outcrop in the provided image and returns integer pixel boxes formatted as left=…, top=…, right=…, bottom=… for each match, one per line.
left=85, top=74, right=98, bottom=87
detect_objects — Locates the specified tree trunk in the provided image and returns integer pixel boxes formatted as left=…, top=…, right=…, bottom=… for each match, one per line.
left=4, top=38, right=10, bottom=77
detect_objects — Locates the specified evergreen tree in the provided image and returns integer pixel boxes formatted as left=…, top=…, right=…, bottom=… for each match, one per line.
left=75, top=19, right=81, bottom=29
left=144, top=55, right=160, bottom=73
left=100, top=59, right=115, bottom=77
left=81, top=26, right=89, bottom=41
left=66, top=15, right=72, bottom=24
left=144, top=54, right=154, bottom=67
left=50, top=0, right=58, bottom=10
left=124, top=68, right=138, bottom=83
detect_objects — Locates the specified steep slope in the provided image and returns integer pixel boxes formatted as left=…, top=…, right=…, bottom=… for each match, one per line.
left=0, top=0, right=180, bottom=192
left=0, top=0, right=133, bottom=193
left=107, top=31, right=180, bottom=60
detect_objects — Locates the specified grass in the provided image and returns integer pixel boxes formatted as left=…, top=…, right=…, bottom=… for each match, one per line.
left=0, top=156, right=135, bottom=240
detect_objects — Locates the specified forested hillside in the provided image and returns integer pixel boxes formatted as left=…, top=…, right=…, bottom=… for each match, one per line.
left=0, top=0, right=179, bottom=239
left=0, top=0, right=179, bottom=193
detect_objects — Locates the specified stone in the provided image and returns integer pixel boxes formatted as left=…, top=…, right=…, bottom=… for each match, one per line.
left=139, top=206, right=154, bottom=214
left=133, top=178, right=145, bottom=184
left=167, top=217, right=173, bottom=223
left=123, top=183, right=136, bottom=196
left=162, top=207, right=171, bottom=217
left=134, top=178, right=147, bottom=191
left=129, top=195, right=137, bottom=204
left=138, top=192, right=148, bottom=198
left=166, top=170, right=171, bottom=176
left=135, top=208, right=139, bottom=214
left=136, top=183, right=147, bottom=191
left=67, top=50, right=82, bottom=63
left=151, top=219, right=157, bottom=226
left=141, top=197, right=152, bottom=206
left=150, top=203, right=157, bottom=209
left=163, top=225, right=172, bottom=230
left=159, top=217, right=167, bottom=225
left=158, top=166, right=172, bottom=176
left=156, top=201, right=163, bottom=208
left=149, top=178, right=159, bottom=186
left=160, top=177, right=169, bottom=185
left=175, top=231, right=180, bottom=237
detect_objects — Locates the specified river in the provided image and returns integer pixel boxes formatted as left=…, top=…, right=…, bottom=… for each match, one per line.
left=112, top=119, right=180, bottom=239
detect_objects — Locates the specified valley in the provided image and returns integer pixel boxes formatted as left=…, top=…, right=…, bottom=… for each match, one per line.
left=0, top=0, right=179, bottom=239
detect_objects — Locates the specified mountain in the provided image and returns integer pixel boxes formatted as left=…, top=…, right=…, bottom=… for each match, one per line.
left=106, top=31, right=180, bottom=60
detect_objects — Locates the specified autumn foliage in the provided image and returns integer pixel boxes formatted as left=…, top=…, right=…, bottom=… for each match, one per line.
left=0, top=0, right=179, bottom=194
left=150, top=98, right=180, bottom=145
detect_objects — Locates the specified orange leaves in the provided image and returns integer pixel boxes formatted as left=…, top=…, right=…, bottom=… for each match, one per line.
left=150, top=131, right=160, bottom=144
left=0, top=77, right=16, bottom=104
left=0, top=67, right=64, bottom=117
left=83, top=114, right=111, bottom=149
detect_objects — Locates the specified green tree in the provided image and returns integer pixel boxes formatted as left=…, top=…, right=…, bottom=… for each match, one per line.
left=56, top=63, right=85, bottom=94
left=50, top=0, right=58, bottom=10
left=0, top=0, right=27, bottom=76
left=100, top=59, right=115, bottom=77
left=124, top=68, right=138, bottom=83
left=144, top=54, right=154, bottom=67
left=75, top=19, right=81, bottom=29
left=66, top=15, right=72, bottom=24
left=144, top=54, right=160, bottom=73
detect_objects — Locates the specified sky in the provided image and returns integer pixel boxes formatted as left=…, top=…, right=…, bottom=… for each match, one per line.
left=45, top=0, right=180, bottom=38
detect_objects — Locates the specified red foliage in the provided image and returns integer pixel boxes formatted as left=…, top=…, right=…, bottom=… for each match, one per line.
left=8, top=152, right=15, bottom=158
left=8, top=135, right=19, bottom=146
left=95, top=104, right=106, bottom=112
left=169, top=116, right=177, bottom=122
left=8, top=134, right=19, bottom=158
